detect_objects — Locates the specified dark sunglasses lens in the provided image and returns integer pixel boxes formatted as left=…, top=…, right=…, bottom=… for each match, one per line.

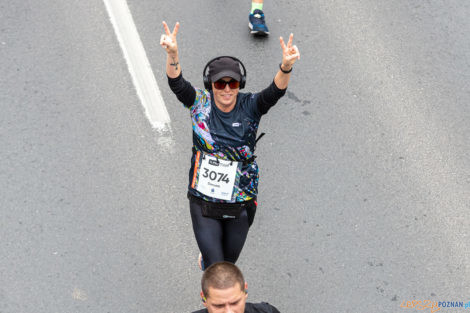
left=228, top=80, right=240, bottom=89
left=214, top=81, right=226, bottom=89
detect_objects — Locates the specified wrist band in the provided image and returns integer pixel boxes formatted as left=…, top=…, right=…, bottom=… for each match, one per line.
left=279, top=63, right=292, bottom=74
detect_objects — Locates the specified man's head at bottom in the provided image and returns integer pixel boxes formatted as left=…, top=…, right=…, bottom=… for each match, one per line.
left=201, top=261, right=249, bottom=313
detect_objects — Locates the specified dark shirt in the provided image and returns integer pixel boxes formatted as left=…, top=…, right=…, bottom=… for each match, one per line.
left=191, top=301, right=281, bottom=313
left=168, top=73, right=286, bottom=203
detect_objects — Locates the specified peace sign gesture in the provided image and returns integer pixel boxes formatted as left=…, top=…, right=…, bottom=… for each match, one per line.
left=160, top=21, right=180, bottom=56
left=279, top=33, right=300, bottom=70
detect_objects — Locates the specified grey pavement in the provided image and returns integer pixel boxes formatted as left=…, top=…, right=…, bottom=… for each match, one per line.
left=1, top=0, right=469, bottom=312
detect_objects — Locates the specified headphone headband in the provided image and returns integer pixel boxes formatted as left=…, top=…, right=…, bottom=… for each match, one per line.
left=203, top=56, right=247, bottom=90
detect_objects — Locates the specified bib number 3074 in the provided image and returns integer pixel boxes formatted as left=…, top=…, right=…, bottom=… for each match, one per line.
left=202, top=168, right=230, bottom=184
left=195, top=154, right=238, bottom=200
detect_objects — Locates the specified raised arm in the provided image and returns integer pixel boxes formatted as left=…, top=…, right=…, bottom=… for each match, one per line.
left=160, top=21, right=181, bottom=78
left=273, top=33, right=300, bottom=90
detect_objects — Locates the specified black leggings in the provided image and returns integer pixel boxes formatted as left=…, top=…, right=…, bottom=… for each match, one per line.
left=189, top=199, right=256, bottom=268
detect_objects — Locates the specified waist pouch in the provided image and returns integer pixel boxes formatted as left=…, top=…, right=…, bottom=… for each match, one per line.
left=188, top=193, right=256, bottom=220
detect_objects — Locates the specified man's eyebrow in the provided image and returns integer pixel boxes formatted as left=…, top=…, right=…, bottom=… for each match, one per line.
left=230, top=295, right=244, bottom=305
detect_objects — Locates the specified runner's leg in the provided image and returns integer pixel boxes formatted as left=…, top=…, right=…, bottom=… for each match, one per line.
left=222, top=208, right=250, bottom=263
left=189, top=200, right=224, bottom=268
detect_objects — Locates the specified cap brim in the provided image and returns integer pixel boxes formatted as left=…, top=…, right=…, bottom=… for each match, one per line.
left=211, top=70, right=241, bottom=82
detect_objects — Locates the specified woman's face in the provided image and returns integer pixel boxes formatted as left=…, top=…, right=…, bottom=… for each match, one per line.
left=212, top=77, right=240, bottom=112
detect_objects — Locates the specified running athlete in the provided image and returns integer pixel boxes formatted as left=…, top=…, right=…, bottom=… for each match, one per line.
left=160, top=21, right=300, bottom=269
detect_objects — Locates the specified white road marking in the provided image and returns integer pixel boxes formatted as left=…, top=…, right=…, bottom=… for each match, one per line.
left=103, top=0, right=171, bottom=131
left=72, top=287, right=88, bottom=301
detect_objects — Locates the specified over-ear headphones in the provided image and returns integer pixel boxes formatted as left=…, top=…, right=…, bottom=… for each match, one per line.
left=203, top=56, right=247, bottom=90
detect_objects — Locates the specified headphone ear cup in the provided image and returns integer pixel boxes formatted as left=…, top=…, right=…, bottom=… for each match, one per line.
left=239, top=75, right=246, bottom=89
left=203, top=75, right=211, bottom=90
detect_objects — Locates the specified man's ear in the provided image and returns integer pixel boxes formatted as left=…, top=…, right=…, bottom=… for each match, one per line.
left=200, top=291, right=207, bottom=306
left=244, top=282, right=248, bottom=295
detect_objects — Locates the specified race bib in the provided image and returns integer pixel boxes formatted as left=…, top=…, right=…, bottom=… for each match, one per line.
left=192, top=152, right=238, bottom=200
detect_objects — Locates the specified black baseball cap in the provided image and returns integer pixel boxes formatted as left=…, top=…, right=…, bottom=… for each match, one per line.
left=209, top=57, right=242, bottom=82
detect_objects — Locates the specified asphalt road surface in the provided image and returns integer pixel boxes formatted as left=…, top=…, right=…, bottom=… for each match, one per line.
left=1, top=1, right=469, bottom=312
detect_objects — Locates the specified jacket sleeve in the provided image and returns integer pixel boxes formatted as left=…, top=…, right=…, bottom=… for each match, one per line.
left=270, top=304, right=281, bottom=313
left=256, top=81, right=287, bottom=115
left=249, top=302, right=281, bottom=313
left=167, top=72, right=196, bottom=108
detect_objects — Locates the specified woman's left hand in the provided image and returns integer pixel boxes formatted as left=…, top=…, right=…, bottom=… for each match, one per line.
left=280, top=33, right=300, bottom=71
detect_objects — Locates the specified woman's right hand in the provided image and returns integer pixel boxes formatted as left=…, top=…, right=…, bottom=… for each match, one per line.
left=160, top=21, right=179, bottom=56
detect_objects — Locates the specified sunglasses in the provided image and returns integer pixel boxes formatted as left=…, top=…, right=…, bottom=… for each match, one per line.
left=213, top=79, right=240, bottom=90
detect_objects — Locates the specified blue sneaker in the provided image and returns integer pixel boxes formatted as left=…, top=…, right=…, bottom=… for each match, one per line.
left=249, top=9, right=269, bottom=36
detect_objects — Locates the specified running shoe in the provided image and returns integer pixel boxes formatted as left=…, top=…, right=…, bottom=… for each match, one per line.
left=249, top=9, right=269, bottom=36
left=198, top=253, right=205, bottom=271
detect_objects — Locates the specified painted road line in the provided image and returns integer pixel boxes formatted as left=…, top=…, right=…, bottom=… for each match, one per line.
left=103, top=0, right=170, bottom=130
